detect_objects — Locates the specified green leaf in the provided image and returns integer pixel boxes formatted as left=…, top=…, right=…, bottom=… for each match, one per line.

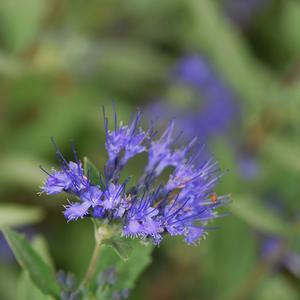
left=30, top=235, right=55, bottom=271
left=0, top=204, right=44, bottom=228
left=114, top=239, right=153, bottom=290
left=204, top=217, right=257, bottom=300
left=279, top=1, right=300, bottom=57
left=254, top=275, right=298, bottom=300
left=0, top=0, right=46, bottom=51
left=0, top=155, right=45, bottom=188
left=17, top=235, right=55, bottom=300
left=0, top=264, right=19, bottom=300
left=1, top=227, right=60, bottom=299
left=18, top=272, right=51, bottom=300
left=231, top=195, right=296, bottom=237
left=92, top=239, right=153, bottom=294
left=263, top=137, right=300, bottom=174
left=83, top=157, right=100, bottom=185
left=102, top=236, right=133, bottom=261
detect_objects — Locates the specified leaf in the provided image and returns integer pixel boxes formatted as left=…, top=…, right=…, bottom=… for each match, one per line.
left=84, top=157, right=100, bottom=185
left=1, top=227, right=60, bottom=299
left=92, top=239, right=153, bottom=294
left=114, top=239, right=153, bottom=290
left=0, top=204, right=44, bottom=228
left=254, top=275, right=298, bottom=300
left=0, top=155, right=45, bottom=188
left=18, top=272, right=51, bottom=300
left=17, top=235, right=55, bottom=300
left=102, top=236, right=133, bottom=261
left=0, top=0, right=46, bottom=51
left=279, top=1, right=300, bottom=56
left=0, top=264, right=19, bottom=300
left=31, top=235, right=55, bottom=271
left=231, top=195, right=296, bottom=237
left=263, top=137, right=300, bottom=174
left=204, top=217, right=257, bottom=300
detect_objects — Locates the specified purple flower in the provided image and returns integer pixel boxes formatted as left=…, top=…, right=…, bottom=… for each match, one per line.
left=172, top=55, right=212, bottom=88
left=146, top=121, right=180, bottom=174
left=238, top=154, right=261, bottom=180
left=185, top=227, right=206, bottom=245
left=161, top=191, right=225, bottom=245
left=64, top=201, right=92, bottom=221
left=146, top=55, right=239, bottom=142
left=225, top=0, right=271, bottom=28
left=41, top=108, right=228, bottom=245
left=41, top=162, right=87, bottom=195
left=63, top=185, right=103, bottom=222
left=101, top=182, right=129, bottom=218
left=166, top=152, right=219, bottom=195
left=174, top=55, right=239, bottom=137
left=123, top=192, right=163, bottom=244
left=104, top=109, right=149, bottom=168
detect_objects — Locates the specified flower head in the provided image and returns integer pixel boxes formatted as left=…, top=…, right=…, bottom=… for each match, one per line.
left=41, top=108, right=229, bottom=245
left=104, top=109, right=149, bottom=168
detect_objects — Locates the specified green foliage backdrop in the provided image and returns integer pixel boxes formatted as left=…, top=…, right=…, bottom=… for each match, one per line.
left=1, top=0, right=300, bottom=299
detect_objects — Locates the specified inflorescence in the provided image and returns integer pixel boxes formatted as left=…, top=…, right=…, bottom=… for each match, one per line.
left=41, top=108, right=229, bottom=245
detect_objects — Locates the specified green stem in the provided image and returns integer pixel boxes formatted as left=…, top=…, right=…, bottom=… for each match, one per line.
left=83, top=242, right=102, bottom=287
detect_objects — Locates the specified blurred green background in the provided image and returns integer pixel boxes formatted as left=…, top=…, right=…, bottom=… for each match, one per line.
left=1, top=0, right=300, bottom=299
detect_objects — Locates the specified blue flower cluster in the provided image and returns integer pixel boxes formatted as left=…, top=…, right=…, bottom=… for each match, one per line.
left=41, top=109, right=228, bottom=245
left=147, top=54, right=239, bottom=141
left=172, top=55, right=239, bottom=139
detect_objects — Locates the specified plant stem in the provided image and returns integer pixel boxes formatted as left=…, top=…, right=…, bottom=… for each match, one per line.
left=83, top=242, right=102, bottom=286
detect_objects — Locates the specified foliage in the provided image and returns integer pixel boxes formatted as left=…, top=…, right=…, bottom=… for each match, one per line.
left=1, top=0, right=300, bottom=299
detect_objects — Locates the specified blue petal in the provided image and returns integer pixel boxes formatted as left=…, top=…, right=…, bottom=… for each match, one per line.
left=64, top=201, right=91, bottom=221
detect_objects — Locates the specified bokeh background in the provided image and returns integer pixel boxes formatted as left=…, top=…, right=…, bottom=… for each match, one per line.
left=1, top=0, right=300, bottom=299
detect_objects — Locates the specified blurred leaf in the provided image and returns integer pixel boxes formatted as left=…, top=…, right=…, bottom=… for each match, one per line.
left=0, top=52, right=23, bottom=76
left=263, top=137, right=300, bottom=173
left=0, top=204, right=44, bottom=228
left=0, top=0, right=46, bottom=51
left=31, top=235, right=55, bottom=270
left=0, top=264, right=19, bottom=300
left=114, top=240, right=153, bottom=290
left=18, top=272, right=51, bottom=300
left=2, top=227, right=60, bottom=299
left=204, top=217, right=257, bottom=300
left=102, top=236, right=133, bottom=261
left=279, top=1, right=300, bottom=57
left=211, top=138, right=242, bottom=193
left=231, top=195, right=296, bottom=237
left=254, top=274, right=298, bottom=300
left=95, top=288, right=110, bottom=300
left=84, top=157, right=100, bottom=186
left=17, top=236, right=54, bottom=300
left=0, top=155, right=45, bottom=189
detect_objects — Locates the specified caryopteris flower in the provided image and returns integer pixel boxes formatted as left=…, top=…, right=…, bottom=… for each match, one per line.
left=147, top=54, right=239, bottom=141
left=41, top=108, right=229, bottom=245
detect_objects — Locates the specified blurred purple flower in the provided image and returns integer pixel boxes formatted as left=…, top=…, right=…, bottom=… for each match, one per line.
left=147, top=54, right=239, bottom=142
left=238, top=154, right=261, bottom=180
left=260, top=235, right=300, bottom=278
left=225, top=0, right=271, bottom=27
